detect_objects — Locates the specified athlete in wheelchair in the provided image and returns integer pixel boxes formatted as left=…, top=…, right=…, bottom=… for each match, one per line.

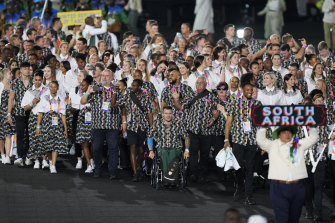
left=147, top=106, right=190, bottom=188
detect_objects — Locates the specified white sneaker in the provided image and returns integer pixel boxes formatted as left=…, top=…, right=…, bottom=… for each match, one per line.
left=42, top=160, right=49, bottom=169
left=1, top=155, right=5, bottom=164
left=50, top=165, right=57, bottom=174
left=14, top=158, right=23, bottom=166
left=85, top=165, right=93, bottom=173
left=34, top=160, right=40, bottom=169
left=90, top=159, right=95, bottom=169
left=4, top=157, right=11, bottom=165
left=75, top=160, right=82, bottom=169
left=25, top=158, right=33, bottom=166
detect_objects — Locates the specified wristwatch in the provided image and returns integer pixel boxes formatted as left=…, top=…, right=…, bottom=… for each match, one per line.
left=224, top=139, right=229, bottom=143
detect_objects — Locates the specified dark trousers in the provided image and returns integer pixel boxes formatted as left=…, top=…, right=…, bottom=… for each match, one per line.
left=329, top=159, right=335, bottom=208
left=188, top=132, right=212, bottom=175
left=211, top=135, right=225, bottom=157
left=305, top=161, right=326, bottom=215
left=270, top=181, right=305, bottom=223
left=232, top=143, right=257, bottom=198
left=91, top=129, right=119, bottom=175
left=15, top=115, right=29, bottom=158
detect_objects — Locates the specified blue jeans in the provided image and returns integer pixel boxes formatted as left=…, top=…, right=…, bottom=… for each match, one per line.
left=91, top=129, right=119, bottom=175
left=270, top=180, right=305, bottom=223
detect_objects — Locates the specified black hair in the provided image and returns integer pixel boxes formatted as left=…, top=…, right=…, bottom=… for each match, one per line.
left=162, top=105, right=173, bottom=111
left=20, top=62, right=30, bottom=68
left=240, top=72, right=254, bottom=87
left=107, top=63, right=118, bottom=73
left=249, top=61, right=259, bottom=70
left=32, top=46, right=42, bottom=51
left=133, top=79, right=143, bottom=87
left=61, top=61, right=71, bottom=71
left=305, top=54, right=316, bottom=63
left=75, top=53, right=86, bottom=62
left=270, top=43, right=280, bottom=49
left=212, top=46, right=225, bottom=60
left=283, top=73, right=296, bottom=93
left=289, top=63, right=299, bottom=69
left=77, top=37, right=87, bottom=45
left=50, top=80, right=59, bottom=87
left=34, top=69, right=44, bottom=79
left=119, top=78, right=127, bottom=87
left=224, top=24, right=234, bottom=32
left=280, top=44, right=290, bottom=52
left=277, top=126, right=296, bottom=137
left=83, top=75, right=93, bottom=85
left=52, top=17, right=61, bottom=26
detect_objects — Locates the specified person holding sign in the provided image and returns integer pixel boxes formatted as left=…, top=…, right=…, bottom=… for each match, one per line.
left=256, top=126, right=318, bottom=223
left=36, top=81, right=68, bottom=174
left=224, top=82, right=262, bottom=205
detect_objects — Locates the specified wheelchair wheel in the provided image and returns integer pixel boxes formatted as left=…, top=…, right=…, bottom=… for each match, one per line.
left=179, top=158, right=188, bottom=189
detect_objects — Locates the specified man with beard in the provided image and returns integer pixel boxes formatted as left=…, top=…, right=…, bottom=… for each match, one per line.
left=224, top=82, right=262, bottom=205
left=160, top=69, right=194, bottom=120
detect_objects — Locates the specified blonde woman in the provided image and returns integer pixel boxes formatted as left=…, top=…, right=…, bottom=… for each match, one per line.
left=223, top=51, right=246, bottom=84
left=136, top=59, right=150, bottom=82
left=315, top=79, right=328, bottom=100
left=257, top=72, right=282, bottom=105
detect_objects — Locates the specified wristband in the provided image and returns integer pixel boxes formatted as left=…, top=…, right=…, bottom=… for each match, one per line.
left=185, top=148, right=190, bottom=153
left=223, top=113, right=227, bottom=118
left=36, top=126, right=41, bottom=129
left=212, top=117, right=216, bottom=121
left=147, top=138, right=154, bottom=151
left=85, top=91, right=90, bottom=95
left=122, top=121, right=127, bottom=124
left=224, top=139, right=229, bottom=143
left=7, top=113, right=11, bottom=117
left=30, top=102, right=34, bottom=107
left=302, top=45, right=307, bottom=49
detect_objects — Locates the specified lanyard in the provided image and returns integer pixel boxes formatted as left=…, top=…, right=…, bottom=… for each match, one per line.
left=229, top=67, right=240, bottom=77
left=154, top=74, right=160, bottom=84
left=102, top=86, right=111, bottom=101
left=132, top=96, right=141, bottom=111
left=240, top=98, right=252, bottom=120
left=220, top=98, right=229, bottom=105
left=203, top=97, right=213, bottom=107
left=49, top=98, right=60, bottom=114
left=331, top=85, right=334, bottom=100
left=172, top=84, right=181, bottom=93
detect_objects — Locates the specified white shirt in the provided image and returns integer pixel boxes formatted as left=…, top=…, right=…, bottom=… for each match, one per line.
left=268, top=0, right=279, bottom=11
left=82, top=20, right=108, bottom=47
left=0, top=82, right=3, bottom=105
left=150, top=73, right=166, bottom=102
left=272, top=66, right=289, bottom=79
left=36, top=94, right=66, bottom=115
left=21, top=85, right=47, bottom=115
left=305, top=76, right=323, bottom=94
left=57, top=54, right=77, bottom=70
left=280, top=89, right=303, bottom=105
left=69, top=87, right=91, bottom=110
left=189, top=69, right=216, bottom=91
left=257, top=86, right=282, bottom=105
left=109, top=32, right=119, bottom=53
left=224, top=65, right=246, bottom=84
left=56, top=70, right=78, bottom=96
left=256, top=128, right=318, bottom=181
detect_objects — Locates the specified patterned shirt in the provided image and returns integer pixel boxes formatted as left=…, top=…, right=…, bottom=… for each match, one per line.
left=148, top=118, right=187, bottom=148
left=117, top=91, right=153, bottom=132
left=161, top=83, right=195, bottom=119
left=18, top=53, right=28, bottom=66
left=142, top=81, right=158, bottom=99
left=295, top=78, right=308, bottom=97
left=317, top=52, right=334, bottom=69
left=88, top=86, right=121, bottom=130
left=212, top=97, right=231, bottom=136
left=42, top=47, right=52, bottom=57
left=10, top=76, right=33, bottom=116
left=241, top=38, right=262, bottom=55
left=216, top=37, right=241, bottom=53
left=227, top=98, right=262, bottom=146
left=186, top=90, right=218, bottom=135
left=281, top=54, right=301, bottom=69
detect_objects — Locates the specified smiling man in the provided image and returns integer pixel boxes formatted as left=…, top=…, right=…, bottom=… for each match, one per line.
left=256, top=125, right=318, bottom=223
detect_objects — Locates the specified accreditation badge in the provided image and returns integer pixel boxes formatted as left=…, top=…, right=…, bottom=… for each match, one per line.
left=52, top=116, right=58, bottom=127
left=242, top=120, right=252, bottom=133
left=101, top=101, right=110, bottom=111
left=85, top=112, right=92, bottom=123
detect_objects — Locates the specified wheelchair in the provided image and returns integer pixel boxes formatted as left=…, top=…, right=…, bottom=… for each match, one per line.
left=150, top=149, right=188, bottom=189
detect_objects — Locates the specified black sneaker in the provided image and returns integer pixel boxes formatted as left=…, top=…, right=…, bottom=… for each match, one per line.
left=244, top=197, right=256, bottom=205
left=132, top=173, right=139, bottom=182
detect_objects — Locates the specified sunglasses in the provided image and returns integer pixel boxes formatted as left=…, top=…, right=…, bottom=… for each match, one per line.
left=217, top=88, right=227, bottom=91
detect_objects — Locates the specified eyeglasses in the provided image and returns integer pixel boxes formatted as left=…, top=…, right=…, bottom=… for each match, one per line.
left=217, top=88, right=227, bottom=91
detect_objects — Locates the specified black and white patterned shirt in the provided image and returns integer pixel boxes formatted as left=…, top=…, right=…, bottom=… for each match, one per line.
left=88, top=86, right=121, bottom=130
left=281, top=54, right=301, bottom=69
left=142, top=81, right=158, bottom=99
left=117, top=91, right=153, bottom=132
left=216, top=37, right=241, bottom=53
left=186, top=90, right=218, bottom=135
left=148, top=118, right=187, bottom=149
left=241, top=38, right=262, bottom=55
left=161, top=83, right=195, bottom=119
left=10, top=76, right=33, bottom=116
left=227, top=98, right=262, bottom=146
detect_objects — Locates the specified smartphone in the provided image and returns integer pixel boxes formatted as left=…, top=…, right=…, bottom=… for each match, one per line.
left=93, top=85, right=103, bottom=92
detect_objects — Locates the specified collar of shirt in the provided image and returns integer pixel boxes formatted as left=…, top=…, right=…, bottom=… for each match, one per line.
left=266, top=86, right=275, bottom=92
left=230, top=65, right=238, bottom=70
left=60, top=54, right=70, bottom=60
left=272, top=66, right=281, bottom=72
